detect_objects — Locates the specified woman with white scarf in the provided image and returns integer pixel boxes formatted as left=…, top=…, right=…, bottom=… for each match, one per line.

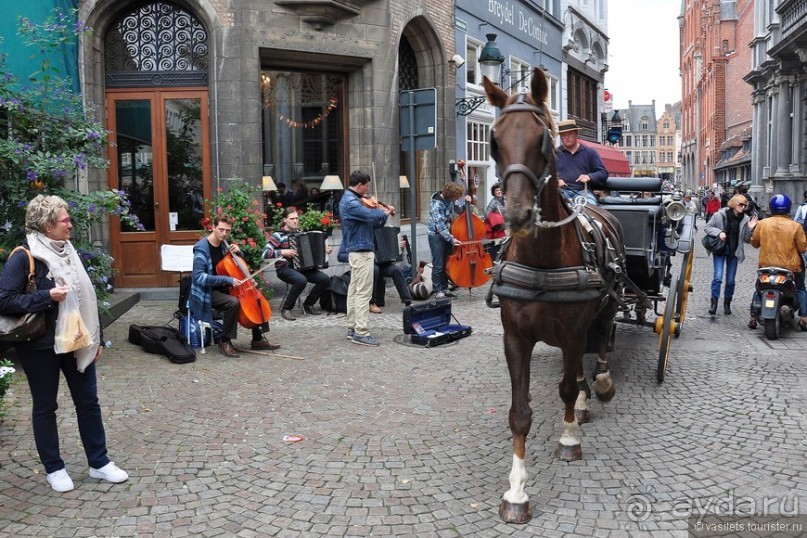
left=0, top=195, right=128, bottom=492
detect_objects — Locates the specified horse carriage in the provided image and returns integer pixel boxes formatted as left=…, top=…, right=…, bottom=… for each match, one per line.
left=596, top=177, right=696, bottom=383
left=480, top=69, right=696, bottom=523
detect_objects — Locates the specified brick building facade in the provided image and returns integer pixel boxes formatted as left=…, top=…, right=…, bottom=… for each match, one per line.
left=680, top=0, right=752, bottom=194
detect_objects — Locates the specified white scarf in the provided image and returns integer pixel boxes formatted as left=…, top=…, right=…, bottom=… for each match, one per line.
left=26, top=232, right=100, bottom=372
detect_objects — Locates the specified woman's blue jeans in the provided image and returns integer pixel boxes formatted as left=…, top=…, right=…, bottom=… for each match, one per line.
left=711, top=254, right=739, bottom=300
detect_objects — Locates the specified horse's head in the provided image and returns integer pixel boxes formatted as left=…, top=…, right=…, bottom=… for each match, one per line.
left=484, top=68, right=556, bottom=235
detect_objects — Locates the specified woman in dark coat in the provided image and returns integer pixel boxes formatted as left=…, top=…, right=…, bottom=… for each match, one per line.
left=0, top=195, right=128, bottom=492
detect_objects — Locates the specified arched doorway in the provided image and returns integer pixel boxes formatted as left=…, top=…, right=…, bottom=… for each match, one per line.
left=104, top=1, right=210, bottom=287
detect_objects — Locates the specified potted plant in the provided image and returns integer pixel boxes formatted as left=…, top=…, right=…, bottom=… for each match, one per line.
left=297, top=204, right=336, bottom=235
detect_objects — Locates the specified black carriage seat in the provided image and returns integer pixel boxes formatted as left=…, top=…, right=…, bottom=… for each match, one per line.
left=597, top=178, right=666, bottom=274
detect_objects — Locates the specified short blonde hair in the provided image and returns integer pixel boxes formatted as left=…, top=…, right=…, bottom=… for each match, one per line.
left=25, top=194, right=68, bottom=233
left=727, top=194, right=747, bottom=209
left=442, top=182, right=465, bottom=201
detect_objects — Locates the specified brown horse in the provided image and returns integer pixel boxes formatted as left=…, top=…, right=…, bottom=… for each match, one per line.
left=484, top=69, right=626, bottom=524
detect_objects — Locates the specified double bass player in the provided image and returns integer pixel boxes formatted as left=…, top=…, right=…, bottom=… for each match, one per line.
left=427, top=182, right=474, bottom=299
left=190, top=214, right=281, bottom=357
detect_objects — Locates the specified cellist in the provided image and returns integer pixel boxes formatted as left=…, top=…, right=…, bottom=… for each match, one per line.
left=189, top=213, right=281, bottom=358
left=426, top=182, right=474, bottom=299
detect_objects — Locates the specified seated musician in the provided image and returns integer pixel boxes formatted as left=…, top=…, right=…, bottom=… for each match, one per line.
left=190, top=214, right=280, bottom=358
left=337, top=233, right=412, bottom=313
left=262, top=207, right=333, bottom=321
left=371, top=233, right=413, bottom=313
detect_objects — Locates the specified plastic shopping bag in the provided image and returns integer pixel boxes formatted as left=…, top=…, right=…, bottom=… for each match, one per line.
left=54, top=289, right=91, bottom=354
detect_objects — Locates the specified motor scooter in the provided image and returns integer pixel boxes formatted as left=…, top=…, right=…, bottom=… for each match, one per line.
left=750, top=266, right=797, bottom=340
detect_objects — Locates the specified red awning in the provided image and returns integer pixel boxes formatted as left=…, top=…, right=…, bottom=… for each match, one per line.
left=580, top=141, right=631, bottom=177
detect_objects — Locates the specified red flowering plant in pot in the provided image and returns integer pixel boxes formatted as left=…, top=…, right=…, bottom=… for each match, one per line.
left=202, top=182, right=273, bottom=296
left=297, top=204, right=337, bottom=235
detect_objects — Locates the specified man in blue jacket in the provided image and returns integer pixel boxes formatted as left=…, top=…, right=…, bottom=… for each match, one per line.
left=555, top=119, right=608, bottom=206
left=338, top=170, right=394, bottom=346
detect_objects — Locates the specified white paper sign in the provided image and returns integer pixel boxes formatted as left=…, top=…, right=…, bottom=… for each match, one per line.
left=169, top=212, right=178, bottom=231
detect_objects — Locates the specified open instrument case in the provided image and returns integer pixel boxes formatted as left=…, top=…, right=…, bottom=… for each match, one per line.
left=402, top=298, right=472, bottom=347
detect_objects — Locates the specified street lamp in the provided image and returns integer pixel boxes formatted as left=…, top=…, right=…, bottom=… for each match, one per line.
left=455, top=33, right=505, bottom=117
left=479, top=33, right=505, bottom=84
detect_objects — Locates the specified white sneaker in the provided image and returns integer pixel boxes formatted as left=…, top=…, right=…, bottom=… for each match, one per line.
left=89, top=462, right=129, bottom=483
left=47, top=468, right=75, bottom=492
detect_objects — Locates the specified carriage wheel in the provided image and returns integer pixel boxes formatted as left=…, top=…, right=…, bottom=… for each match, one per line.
left=674, top=250, right=694, bottom=336
left=657, top=274, right=679, bottom=383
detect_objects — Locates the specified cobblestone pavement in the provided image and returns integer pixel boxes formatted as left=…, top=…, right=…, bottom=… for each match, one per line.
left=1, top=222, right=805, bottom=537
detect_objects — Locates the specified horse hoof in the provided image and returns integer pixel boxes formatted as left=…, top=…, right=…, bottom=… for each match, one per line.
left=499, top=500, right=532, bottom=524
left=556, top=442, right=582, bottom=462
left=575, top=408, right=591, bottom=424
left=595, top=383, right=616, bottom=402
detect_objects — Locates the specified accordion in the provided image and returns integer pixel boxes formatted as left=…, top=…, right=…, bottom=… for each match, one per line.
left=289, top=231, right=329, bottom=271
left=373, top=226, right=402, bottom=264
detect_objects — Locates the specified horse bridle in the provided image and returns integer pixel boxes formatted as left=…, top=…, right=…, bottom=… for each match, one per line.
left=492, top=93, right=584, bottom=228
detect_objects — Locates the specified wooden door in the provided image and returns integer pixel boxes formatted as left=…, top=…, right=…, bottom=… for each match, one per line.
left=106, top=89, right=211, bottom=287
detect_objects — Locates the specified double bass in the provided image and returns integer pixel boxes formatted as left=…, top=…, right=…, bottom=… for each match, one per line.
left=215, top=240, right=272, bottom=329
left=445, top=169, right=493, bottom=289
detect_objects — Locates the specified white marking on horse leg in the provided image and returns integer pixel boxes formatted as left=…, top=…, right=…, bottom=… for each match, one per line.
left=501, top=454, right=529, bottom=505
left=574, top=389, right=589, bottom=414
left=594, top=371, right=613, bottom=395
left=558, top=418, right=581, bottom=447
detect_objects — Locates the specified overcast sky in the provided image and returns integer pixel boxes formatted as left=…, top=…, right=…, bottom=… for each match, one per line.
left=606, top=0, right=682, bottom=118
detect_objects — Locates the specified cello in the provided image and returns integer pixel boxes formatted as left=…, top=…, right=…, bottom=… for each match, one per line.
left=215, top=240, right=273, bottom=329
left=445, top=167, right=493, bottom=289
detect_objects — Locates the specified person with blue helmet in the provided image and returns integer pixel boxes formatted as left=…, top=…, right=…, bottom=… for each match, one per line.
left=748, top=194, right=807, bottom=330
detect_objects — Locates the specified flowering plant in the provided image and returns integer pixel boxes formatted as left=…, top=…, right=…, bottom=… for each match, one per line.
left=298, top=204, right=336, bottom=234
left=266, top=202, right=286, bottom=231
left=0, top=359, right=15, bottom=418
left=0, top=10, right=143, bottom=309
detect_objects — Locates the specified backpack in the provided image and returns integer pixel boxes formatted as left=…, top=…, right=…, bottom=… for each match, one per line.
left=320, top=272, right=351, bottom=313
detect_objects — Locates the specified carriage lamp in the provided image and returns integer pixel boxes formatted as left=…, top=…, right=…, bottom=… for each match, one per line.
left=665, top=200, right=687, bottom=222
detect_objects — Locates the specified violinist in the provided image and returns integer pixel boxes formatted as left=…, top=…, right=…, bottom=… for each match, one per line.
left=261, top=207, right=333, bottom=321
left=339, top=170, right=393, bottom=347
left=427, top=182, right=472, bottom=299
left=190, top=214, right=280, bottom=358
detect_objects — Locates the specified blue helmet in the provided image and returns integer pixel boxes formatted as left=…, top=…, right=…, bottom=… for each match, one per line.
left=769, top=194, right=792, bottom=215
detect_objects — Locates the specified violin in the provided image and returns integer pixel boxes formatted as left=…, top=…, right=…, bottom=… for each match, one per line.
left=445, top=166, right=493, bottom=289
left=361, top=194, right=396, bottom=216
left=215, top=240, right=272, bottom=329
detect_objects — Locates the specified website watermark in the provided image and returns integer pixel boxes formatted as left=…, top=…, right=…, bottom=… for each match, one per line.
left=618, top=484, right=804, bottom=534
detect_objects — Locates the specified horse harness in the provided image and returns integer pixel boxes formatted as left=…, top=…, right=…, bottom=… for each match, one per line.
left=487, top=94, right=632, bottom=308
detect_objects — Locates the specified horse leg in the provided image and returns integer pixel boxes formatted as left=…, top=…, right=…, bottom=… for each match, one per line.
left=499, top=335, right=534, bottom=524
left=592, top=316, right=616, bottom=402
left=556, top=345, right=584, bottom=462
left=575, top=377, right=592, bottom=424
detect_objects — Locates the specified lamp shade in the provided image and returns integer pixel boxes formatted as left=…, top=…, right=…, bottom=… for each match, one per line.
left=399, top=175, right=410, bottom=189
left=262, top=175, right=277, bottom=191
left=320, top=175, right=343, bottom=191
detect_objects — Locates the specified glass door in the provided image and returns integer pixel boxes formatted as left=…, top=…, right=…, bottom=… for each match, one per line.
left=107, top=89, right=210, bottom=287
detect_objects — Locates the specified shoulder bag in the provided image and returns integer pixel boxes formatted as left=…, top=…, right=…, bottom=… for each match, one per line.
left=701, top=233, right=726, bottom=254
left=0, top=247, right=47, bottom=342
